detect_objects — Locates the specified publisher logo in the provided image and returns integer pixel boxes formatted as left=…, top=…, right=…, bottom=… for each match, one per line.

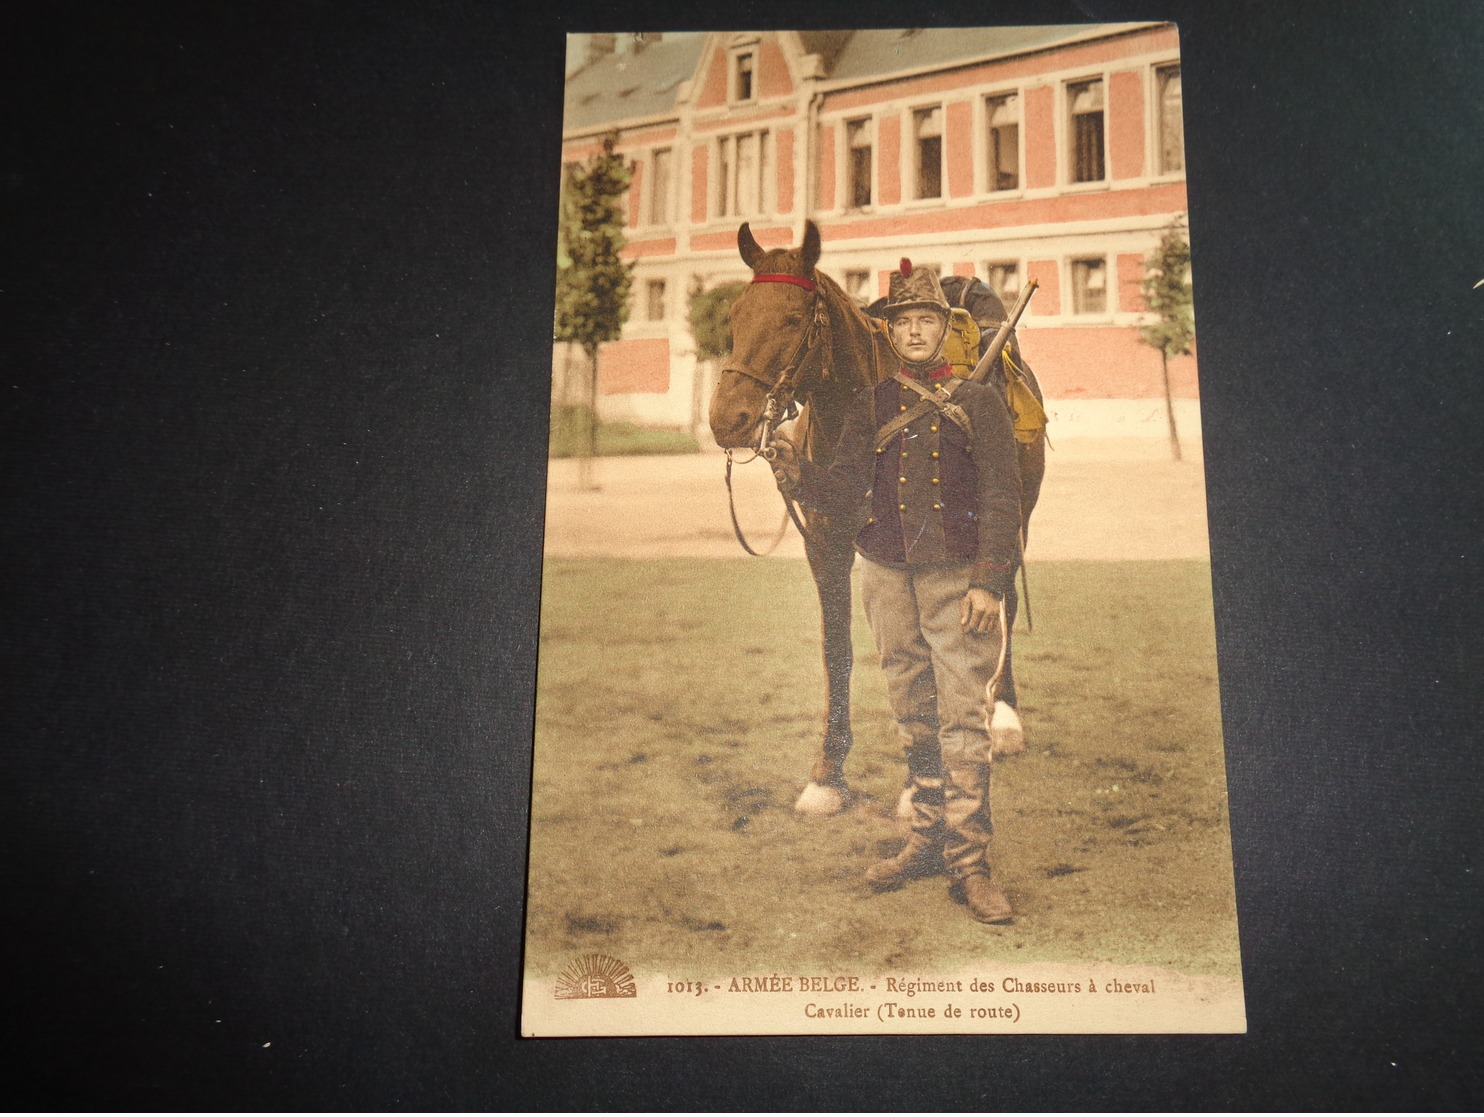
left=554, top=953, right=637, bottom=999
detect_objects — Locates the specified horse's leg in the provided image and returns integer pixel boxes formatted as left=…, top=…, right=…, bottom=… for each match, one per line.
left=989, top=435, right=1043, bottom=761
left=988, top=572, right=1027, bottom=756
left=794, top=535, right=855, bottom=816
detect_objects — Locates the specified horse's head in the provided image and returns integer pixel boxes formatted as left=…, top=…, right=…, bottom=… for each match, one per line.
left=707, top=219, right=823, bottom=449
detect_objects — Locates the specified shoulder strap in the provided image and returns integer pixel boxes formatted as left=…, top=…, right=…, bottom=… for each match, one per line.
left=874, top=375, right=972, bottom=451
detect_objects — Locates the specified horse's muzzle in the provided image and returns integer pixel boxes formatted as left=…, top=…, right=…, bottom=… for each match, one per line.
left=708, top=369, right=767, bottom=448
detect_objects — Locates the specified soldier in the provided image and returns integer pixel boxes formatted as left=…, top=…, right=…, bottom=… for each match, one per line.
left=770, top=260, right=1022, bottom=924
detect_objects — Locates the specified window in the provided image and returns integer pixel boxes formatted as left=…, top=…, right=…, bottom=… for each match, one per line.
left=1068, top=79, right=1106, bottom=183
left=648, top=148, right=673, bottom=225
left=646, top=279, right=667, bottom=321
left=985, top=94, right=1020, bottom=191
left=1156, top=65, right=1184, bottom=175
left=844, top=269, right=871, bottom=301
left=846, top=118, right=873, bottom=209
left=985, top=262, right=1019, bottom=307
left=912, top=107, right=943, bottom=199
left=1070, top=258, right=1107, bottom=314
left=733, top=51, right=755, bottom=101
left=716, top=131, right=771, bottom=218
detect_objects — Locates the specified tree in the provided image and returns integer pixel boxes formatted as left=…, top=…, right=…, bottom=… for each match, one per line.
left=686, top=278, right=746, bottom=441
left=687, top=278, right=747, bottom=363
left=1139, top=217, right=1195, bottom=462
left=553, top=135, right=633, bottom=488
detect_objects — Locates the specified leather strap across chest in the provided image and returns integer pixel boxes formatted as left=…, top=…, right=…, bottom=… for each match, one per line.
left=873, top=373, right=973, bottom=451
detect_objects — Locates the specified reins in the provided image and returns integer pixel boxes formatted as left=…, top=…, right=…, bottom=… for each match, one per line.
left=985, top=594, right=1011, bottom=708
left=724, top=451, right=792, bottom=556
left=723, top=417, right=817, bottom=555
left=723, top=271, right=831, bottom=555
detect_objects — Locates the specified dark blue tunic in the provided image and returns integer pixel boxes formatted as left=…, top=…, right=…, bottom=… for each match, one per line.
left=796, top=365, right=1022, bottom=595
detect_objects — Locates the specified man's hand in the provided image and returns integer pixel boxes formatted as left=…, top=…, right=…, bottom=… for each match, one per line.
left=960, top=587, right=1002, bottom=635
left=768, top=431, right=802, bottom=492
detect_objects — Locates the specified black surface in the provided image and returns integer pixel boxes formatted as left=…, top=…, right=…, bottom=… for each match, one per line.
left=8, top=0, right=1483, bottom=1109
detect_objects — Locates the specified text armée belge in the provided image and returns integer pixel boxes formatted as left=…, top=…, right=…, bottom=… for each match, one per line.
left=727, top=974, right=863, bottom=993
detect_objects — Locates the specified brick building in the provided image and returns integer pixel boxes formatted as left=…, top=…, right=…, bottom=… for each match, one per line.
left=557, top=26, right=1196, bottom=443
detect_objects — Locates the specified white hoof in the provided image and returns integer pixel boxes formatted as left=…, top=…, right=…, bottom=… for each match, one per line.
left=989, top=700, right=1026, bottom=757
left=894, top=784, right=915, bottom=822
left=794, top=781, right=848, bottom=816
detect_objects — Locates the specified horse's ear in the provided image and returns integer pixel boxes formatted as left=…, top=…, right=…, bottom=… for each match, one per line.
left=737, top=223, right=764, bottom=270
left=801, top=220, right=821, bottom=273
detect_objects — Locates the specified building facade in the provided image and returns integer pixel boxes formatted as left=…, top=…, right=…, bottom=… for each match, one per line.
left=557, top=26, right=1196, bottom=442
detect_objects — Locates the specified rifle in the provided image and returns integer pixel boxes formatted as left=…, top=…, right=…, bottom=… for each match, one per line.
left=868, top=278, right=1040, bottom=450
left=965, top=278, right=1038, bottom=385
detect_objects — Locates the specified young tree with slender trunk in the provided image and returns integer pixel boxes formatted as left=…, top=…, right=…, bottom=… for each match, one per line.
left=553, top=135, right=633, bottom=489
left=1139, top=218, right=1195, bottom=462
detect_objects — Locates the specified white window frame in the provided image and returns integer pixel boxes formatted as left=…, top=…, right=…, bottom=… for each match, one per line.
left=1068, top=255, right=1111, bottom=317
left=981, top=90, right=1024, bottom=196
left=843, top=116, right=876, bottom=212
left=1064, top=75, right=1109, bottom=188
left=645, top=278, right=668, bottom=322
left=1150, top=61, right=1185, bottom=180
left=644, top=146, right=675, bottom=228
left=842, top=268, right=873, bottom=303
left=907, top=103, right=947, bottom=204
left=713, top=129, right=773, bottom=220
left=982, top=259, right=1025, bottom=309
left=729, top=45, right=758, bottom=104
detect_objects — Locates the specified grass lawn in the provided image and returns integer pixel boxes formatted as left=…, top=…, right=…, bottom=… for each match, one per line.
left=548, top=406, right=699, bottom=458
left=526, top=556, right=1241, bottom=982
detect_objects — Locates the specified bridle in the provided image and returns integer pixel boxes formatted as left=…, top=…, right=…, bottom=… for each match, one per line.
left=723, top=271, right=831, bottom=460
left=722, top=270, right=831, bottom=554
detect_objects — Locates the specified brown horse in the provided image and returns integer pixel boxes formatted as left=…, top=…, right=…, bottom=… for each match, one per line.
left=709, top=220, right=1043, bottom=815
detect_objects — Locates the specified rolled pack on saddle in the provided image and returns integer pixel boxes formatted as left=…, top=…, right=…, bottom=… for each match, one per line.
left=867, top=271, right=1048, bottom=458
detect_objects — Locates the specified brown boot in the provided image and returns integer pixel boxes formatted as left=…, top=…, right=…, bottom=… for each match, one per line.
left=864, top=832, right=943, bottom=891
left=952, top=873, right=1014, bottom=924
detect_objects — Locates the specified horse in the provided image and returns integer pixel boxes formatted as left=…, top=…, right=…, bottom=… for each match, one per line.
left=708, top=219, right=1045, bottom=816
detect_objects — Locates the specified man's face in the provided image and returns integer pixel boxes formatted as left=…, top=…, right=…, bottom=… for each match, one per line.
left=890, top=308, right=947, bottom=364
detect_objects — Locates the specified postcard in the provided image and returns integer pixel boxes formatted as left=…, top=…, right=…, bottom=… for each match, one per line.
left=523, top=24, right=1243, bottom=1036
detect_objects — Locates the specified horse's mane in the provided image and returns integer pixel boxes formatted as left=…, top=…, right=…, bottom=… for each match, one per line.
left=808, top=267, right=893, bottom=393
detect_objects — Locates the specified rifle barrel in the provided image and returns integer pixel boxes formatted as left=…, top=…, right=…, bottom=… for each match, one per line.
left=967, top=279, right=1038, bottom=384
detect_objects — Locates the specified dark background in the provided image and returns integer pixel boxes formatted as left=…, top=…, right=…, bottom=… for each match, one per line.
left=8, top=0, right=1482, bottom=1109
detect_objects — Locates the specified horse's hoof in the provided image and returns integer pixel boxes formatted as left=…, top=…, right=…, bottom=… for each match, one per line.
left=989, top=700, right=1026, bottom=757
left=794, top=781, right=848, bottom=816
left=894, top=784, right=915, bottom=822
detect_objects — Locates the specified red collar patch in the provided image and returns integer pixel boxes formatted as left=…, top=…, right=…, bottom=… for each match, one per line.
left=901, top=363, right=955, bottom=381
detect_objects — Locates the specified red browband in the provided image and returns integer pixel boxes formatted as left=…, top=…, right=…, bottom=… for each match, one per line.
left=750, top=273, right=816, bottom=292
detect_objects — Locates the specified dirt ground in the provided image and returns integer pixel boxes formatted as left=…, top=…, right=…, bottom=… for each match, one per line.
left=528, top=438, right=1242, bottom=1006
left=542, top=436, right=1211, bottom=562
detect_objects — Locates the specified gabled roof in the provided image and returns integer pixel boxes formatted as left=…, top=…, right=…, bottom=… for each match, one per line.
left=795, top=31, right=854, bottom=71
left=563, top=35, right=706, bottom=133
left=561, top=26, right=1160, bottom=135
left=822, top=25, right=1141, bottom=83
